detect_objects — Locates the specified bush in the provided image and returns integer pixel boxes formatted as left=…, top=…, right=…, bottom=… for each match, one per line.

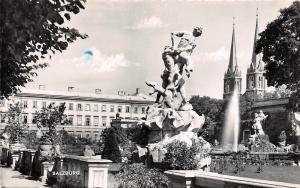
left=115, top=163, right=169, bottom=188
left=101, top=128, right=122, bottom=163
left=163, top=138, right=210, bottom=170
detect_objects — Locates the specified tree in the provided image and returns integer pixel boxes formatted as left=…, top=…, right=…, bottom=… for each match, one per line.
left=4, top=102, right=28, bottom=144
left=101, top=128, right=122, bottom=163
left=0, top=0, right=87, bottom=98
left=189, top=96, right=225, bottom=142
left=256, top=1, right=300, bottom=111
left=35, top=103, right=67, bottom=144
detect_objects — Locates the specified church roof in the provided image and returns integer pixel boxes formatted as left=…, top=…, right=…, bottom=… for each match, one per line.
left=226, top=19, right=241, bottom=77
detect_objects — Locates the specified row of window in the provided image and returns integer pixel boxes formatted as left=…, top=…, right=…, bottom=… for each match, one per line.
left=21, top=101, right=146, bottom=114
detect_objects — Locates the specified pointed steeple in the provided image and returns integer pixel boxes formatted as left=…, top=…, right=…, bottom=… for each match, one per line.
left=251, top=8, right=259, bottom=69
left=227, top=17, right=238, bottom=74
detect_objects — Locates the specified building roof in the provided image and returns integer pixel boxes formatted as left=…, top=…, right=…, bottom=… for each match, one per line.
left=16, top=88, right=155, bottom=104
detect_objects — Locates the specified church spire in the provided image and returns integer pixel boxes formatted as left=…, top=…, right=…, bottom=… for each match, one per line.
left=227, top=17, right=238, bottom=74
left=251, top=8, right=259, bottom=69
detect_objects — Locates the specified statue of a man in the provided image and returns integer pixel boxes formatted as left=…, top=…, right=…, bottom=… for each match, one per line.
left=155, top=27, right=202, bottom=106
left=252, top=110, right=268, bottom=135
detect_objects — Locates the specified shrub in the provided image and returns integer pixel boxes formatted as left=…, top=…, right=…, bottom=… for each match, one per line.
left=101, top=128, right=121, bottom=163
left=163, top=138, right=210, bottom=170
left=115, top=163, right=169, bottom=188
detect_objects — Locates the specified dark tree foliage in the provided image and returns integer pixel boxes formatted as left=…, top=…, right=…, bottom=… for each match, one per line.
left=256, top=1, right=300, bottom=111
left=0, top=0, right=87, bottom=98
left=189, top=96, right=224, bottom=123
left=189, top=96, right=225, bottom=143
left=101, top=128, right=122, bottom=163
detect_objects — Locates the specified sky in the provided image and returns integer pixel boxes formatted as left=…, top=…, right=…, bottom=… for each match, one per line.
left=25, top=0, right=294, bottom=99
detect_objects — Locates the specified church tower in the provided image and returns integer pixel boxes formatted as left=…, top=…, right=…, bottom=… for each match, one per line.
left=246, top=10, right=267, bottom=98
left=223, top=19, right=242, bottom=99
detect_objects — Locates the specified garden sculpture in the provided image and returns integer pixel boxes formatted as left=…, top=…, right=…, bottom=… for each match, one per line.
left=143, top=27, right=205, bottom=143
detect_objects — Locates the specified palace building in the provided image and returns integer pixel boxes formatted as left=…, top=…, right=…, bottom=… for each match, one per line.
left=0, top=87, right=154, bottom=140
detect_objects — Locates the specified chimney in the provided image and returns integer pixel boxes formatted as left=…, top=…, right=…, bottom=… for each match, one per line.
left=95, top=89, right=102, bottom=94
left=38, top=85, right=46, bottom=90
left=117, top=91, right=126, bottom=96
left=68, top=87, right=75, bottom=92
left=136, top=88, right=140, bottom=94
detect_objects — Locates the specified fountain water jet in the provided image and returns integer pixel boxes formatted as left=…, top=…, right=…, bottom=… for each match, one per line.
left=222, top=87, right=240, bottom=152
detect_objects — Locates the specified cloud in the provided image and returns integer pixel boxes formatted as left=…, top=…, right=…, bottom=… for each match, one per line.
left=195, top=47, right=244, bottom=63
left=125, top=16, right=168, bottom=29
left=59, top=48, right=131, bottom=73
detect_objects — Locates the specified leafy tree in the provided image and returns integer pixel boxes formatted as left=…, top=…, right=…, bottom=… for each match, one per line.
left=101, top=128, right=122, bottom=163
left=35, top=103, right=67, bottom=144
left=256, top=1, right=300, bottom=111
left=4, top=102, right=28, bottom=143
left=189, top=96, right=225, bottom=142
left=0, top=0, right=87, bottom=98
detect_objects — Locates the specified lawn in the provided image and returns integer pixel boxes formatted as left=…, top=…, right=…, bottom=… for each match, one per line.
left=222, top=165, right=300, bottom=184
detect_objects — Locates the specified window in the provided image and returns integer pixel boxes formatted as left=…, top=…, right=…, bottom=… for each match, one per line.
left=86, top=132, right=90, bottom=138
left=23, top=100, right=28, bottom=108
left=77, top=132, right=82, bottom=138
left=134, top=107, right=138, bottom=114
left=32, top=101, right=38, bottom=108
left=94, top=134, right=98, bottom=140
left=69, top=103, right=73, bottom=110
left=1, top=114, right=6, bottom=123
left=93, top=116, right=99, bottom=126
left=77, top=104, right=82, bottom=111
left=32, top=115, right=37, bottom=124
left=118, top=106, right=122, bottom=113
left=42, top=102, right=47, bottom=108
left=102, top=116, right=107, bottom=126
left=101, top=105, right=106, bottom=112
left=77, top=115, right=82, bottom=126
left=0, top=100, right=5, bottom=107
left=85, top=104, right=91, bottom=111
left=68, top=115, right=74, bottom=126
left=94, top=104, right=98, bottom=112
left=125, top=106, right=130, bottom=113
left=141, top=107, right=145, bottom=114
left=85, top=116, right=91, bottom=126
left=23, top=115, right=28, bottom=124
left=110, top=105, right=115, bottom=113
left=110, top=116, right=115, bottom=122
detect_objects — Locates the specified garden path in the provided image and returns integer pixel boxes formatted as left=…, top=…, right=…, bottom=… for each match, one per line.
left=0, top=165, right=49, bottom=188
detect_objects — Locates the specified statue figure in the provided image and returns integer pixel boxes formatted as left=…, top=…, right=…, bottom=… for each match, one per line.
left=252, top=110, right=268, bottom=135
left=149, top=27, right=202, bottom=110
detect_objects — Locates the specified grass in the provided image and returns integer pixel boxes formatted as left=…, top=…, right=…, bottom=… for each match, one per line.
left=221, top=165, right=300, bottom=184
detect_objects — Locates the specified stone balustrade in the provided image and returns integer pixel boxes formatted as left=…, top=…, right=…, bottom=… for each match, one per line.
left=165, top=170, right=300, bottom=188
left=48, top=155, right=111, bottom=188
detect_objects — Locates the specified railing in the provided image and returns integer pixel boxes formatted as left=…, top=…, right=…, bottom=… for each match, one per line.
left=165, top=170, right=300, bottom=188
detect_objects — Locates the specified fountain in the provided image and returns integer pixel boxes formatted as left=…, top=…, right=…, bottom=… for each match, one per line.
left=222, top=87, right=240, bottom=152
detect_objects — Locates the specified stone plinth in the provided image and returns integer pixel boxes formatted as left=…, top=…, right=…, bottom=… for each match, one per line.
left=52, top=155, right=111, bottom=188
left=19, top=150, right=36, bottom=175
left=41, top=161, right=54, bottom=183
left=11, top=154, right=20, bottom=169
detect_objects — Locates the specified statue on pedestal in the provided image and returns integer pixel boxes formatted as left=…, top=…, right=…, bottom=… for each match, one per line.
left=143, top=27, right=206, bottom=143
left=252, top=110, right=268, bottom=136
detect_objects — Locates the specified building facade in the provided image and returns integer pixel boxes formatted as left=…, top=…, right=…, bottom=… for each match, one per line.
left=0, top=88, right=154, bottom=140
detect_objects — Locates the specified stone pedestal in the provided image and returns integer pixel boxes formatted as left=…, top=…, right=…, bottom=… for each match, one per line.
left=41, top=161, right=55, bottom=183
left=54, top=155, right=112, bottom=188
left=11, top=154, right=20, bottom=169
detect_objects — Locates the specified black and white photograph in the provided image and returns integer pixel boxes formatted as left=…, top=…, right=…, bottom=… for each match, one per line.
left=0, top=0, right=300, bottom=187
